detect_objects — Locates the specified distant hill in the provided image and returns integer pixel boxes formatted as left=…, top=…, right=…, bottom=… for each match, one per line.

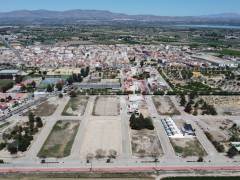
left=202, top=13, right=240, bottom=19
left=0, top=9, right=239, bottom=25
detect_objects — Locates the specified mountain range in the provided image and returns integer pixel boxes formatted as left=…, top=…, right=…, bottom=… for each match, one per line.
left=0, top=10, right=240, bottom=25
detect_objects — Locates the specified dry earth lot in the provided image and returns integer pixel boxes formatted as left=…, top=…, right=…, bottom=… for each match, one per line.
left=24, top=98, right=59, bottom=116
left=197, top=118, right=235, bottom=152
left=38, top=120, right=79, bottom=158
left=93, top=96, right=120, bottom=116
left=170, top=138, right=206, bottom=157
left=131, top=129, right=163, bottom=158
left=80, top=117, right=122, bottom=159
left=152, top=96, right=180, bottom=116
left=201, top=96, right=240, bottom=116
left=62, top=96, right=89, bottom=116
left=197, top=118, right=233, bottom=142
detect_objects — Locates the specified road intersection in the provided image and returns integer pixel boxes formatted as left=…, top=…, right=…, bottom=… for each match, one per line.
left=0, top=94, right=240, bottom=174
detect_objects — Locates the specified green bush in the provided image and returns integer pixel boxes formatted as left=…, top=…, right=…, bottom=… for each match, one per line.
left=129, top=113, right=154, bottom=130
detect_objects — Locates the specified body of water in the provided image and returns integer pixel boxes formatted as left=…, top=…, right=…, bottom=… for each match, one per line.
left=174, top=25, right=240, bottom=29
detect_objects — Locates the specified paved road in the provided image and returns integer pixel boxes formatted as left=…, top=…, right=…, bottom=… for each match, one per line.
left=169, top=96, right=228, bottom=162
left=2, top=94, right=240, bottom=172
left=0, top=164, right=240, bottom=173
left=145, top=96, right=177, bottom=161
left=120, top=96, right=131, bottom=158
left=155, top=69, right=172, bottom=91
left=68, top=96, right=95, bottom=160
left=17, top=96, right=70, bottom=162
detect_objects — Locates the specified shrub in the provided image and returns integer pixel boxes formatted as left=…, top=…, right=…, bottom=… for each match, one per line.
left=130, top=113, right=154, bottom=130
left=7, top=142, right=18, bottom=154
left=227, top=146, right=239, bottom=158
left=0, top=143, right=6, bottom=150
left=58, top=93, right=63, bottom=98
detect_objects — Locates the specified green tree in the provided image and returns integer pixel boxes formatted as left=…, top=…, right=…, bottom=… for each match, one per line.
left=180, top=95, right=186, bottom=106
left=184, top=103, right=192, bottom=113
left=56, top=82, right=63, bottom=91
left=36, top=117, right=43, bottom=128
left=7, top=142, right=18, bottom=154
left=227, top=146, right=239, bottom=158
left=46, top=84, right=54, bottom=92
left=58, top=93, right=63, bottom=98
left=28, top=112, right=35, bottom=124
left=69, top=91, right=77, bottom=98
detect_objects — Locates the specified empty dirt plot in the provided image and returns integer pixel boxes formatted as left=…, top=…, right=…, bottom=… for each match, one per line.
left=201, top=96, right=240, bottom=116
left=170, top=138, right=206, bottom=157
left=62, top=96, right=89, bottom=116
left=198, top=118, right=233, bottom=142
left=80, top=117, right=122, bottom=159
left=93, top=96, right=120, bottom=116
left=152, top=96, right=180, bottom=116
left=131, top=129, right=163, bottom=158
left=24, top=98, right=58, bottom=117
left=197, top=118, right=235, bottom=153
left=38, top=120, right=79, bottom=158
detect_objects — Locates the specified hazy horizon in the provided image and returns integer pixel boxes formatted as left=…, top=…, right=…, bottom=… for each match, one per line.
left=0, top=8, right=240, bottom=17
left=0, top=0, right=240, bottom=16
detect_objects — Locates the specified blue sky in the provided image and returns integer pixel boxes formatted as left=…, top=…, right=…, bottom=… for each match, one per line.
left=1, top=0, right=240, bottom=16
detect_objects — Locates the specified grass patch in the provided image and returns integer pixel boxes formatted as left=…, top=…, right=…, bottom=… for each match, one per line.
left=0, top=122, right=10, bottom=129
left=24, top=101, right=58, bottom=117
left=0, top=79, right=14, bottom=92
left=38, top=120, right=79, bottom=158
left=176, top=82, right=219, bottom=93
left=218, top=49, right=240, bottom=57
left=62, top=96, right=88, bottom=116
left=171, top=138, right=206, bottom=157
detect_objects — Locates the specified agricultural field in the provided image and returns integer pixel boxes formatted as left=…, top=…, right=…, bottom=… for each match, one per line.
left=131, top=129, right=163, bottom=158
left=38, top=120, right=79, bottom=158
left=93, top=96, right=120, bottom=116
left=160, top=67, right=240, bottom=94
left=171, top=138, right=206, bottom=157
left=102, top=69, right=120, bottom=79
left=152, top=96, right=180, bottom=116
left=62, top=96, right=89, bottom=116
left=176, top=82, right=220, bottom=93
left=218, top=49, right=240, bottom=57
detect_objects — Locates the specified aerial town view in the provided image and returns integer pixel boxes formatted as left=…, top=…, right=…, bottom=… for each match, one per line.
left=0, top=0, right=240, bottom=179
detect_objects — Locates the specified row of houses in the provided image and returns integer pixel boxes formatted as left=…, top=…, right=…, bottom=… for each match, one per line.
left=161, top=117, right=195, bottom=138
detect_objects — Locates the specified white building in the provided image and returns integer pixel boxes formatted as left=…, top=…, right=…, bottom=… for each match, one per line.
left=161, top=117, right=184, bottom=138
